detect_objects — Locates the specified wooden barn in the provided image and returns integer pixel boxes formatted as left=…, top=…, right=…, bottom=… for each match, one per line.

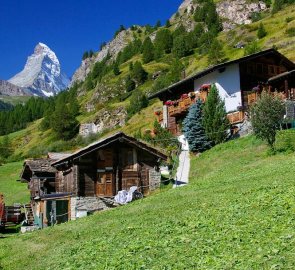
left=20, top=154, right=72, bottom=227
left=51, top=132, right=167, bottom=198
left=20, top=133, right=166, bottom=228
left=149, top=49, right=295, bottom=135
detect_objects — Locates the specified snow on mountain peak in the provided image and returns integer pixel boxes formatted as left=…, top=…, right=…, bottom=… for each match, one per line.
left=8, top=42, right=69, bottom=97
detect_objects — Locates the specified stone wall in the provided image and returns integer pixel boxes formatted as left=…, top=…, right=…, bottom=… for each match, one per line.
left=149, top=169, right=161, bottom=191
left=70, top=197, right=110, bottom=220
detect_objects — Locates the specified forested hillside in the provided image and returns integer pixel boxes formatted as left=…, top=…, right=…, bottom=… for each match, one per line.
left=0, top=0, right=294, bottom=162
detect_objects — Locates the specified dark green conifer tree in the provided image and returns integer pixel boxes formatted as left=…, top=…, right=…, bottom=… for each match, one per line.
left=51, top=102, right=79, bottom=140
left=203, top=84, right=229, bottom=145
left=113, top=62, right=121, bottom=76
left=165, top=19, right=171, bottom=28
left=257, top=23, right=267, bottom=39
left=154, top=29, right=173, bottom=55
left=207, top=39, right=225, bottom=65
left=131, top=61, right=148, bottom=85
left=142, top=37, right=155, bottom=64
left=182, top=99, right=212, bottom=152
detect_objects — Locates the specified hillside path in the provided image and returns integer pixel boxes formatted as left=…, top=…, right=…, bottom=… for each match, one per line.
left=174, top=135, right=190, bottom=188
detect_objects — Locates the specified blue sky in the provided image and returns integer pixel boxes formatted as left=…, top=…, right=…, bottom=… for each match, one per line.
left=0, top=0, right=182, bottom=80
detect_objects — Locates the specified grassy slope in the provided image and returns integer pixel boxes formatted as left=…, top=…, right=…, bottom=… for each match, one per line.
left=0, top=161, right=29, bottom=205
left=1, top=135, right=295, bottom=269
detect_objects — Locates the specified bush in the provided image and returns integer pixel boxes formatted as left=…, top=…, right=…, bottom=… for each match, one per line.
left=257, top=23, right=267, bottom=39
left=244, top=41, right=262, bottom=56
left=250, top=91, right=285, bottom=151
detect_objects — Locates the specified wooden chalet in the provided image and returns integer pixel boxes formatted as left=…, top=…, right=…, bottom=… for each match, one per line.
left=149, top=49, right=295, bottom=135
left=51, top=132, right=167, bottom=198
left=20, top=133, right=166, bottom=228
left=20, top=154, right=71, bottom=227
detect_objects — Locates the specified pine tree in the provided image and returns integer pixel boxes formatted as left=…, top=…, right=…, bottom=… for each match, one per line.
left=125, top=75, right=136, bottom=92
left=82, top=51, right=89, bottom=60
left=131, top=61, right=148, bottom=85
left=142, top=37, right=155, bottom=64
left=113, top=62, right=120, bottom=76
left=172, top=35, right=191, bottom=58
left=51, top=103, right=79, bottom=140
left=127, top=90, right=149, bottom=118
left=207, top=39, right=225, bottom=65
left=155, top=20, right=161, bottom=29
left=203, top=84, right=229, bottom=145
left=182, top=99, right=212, bottom=152
left=165, top=19, right=171, bottom=28
left=154, top=29, right=173, bottom=55
left=257, top=23, right=267, bottom=39
left=0, top=135, right=12, bottom=159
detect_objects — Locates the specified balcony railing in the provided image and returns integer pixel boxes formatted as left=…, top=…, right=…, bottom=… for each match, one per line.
left=227, top=111, right=245, bottom=125
left=168, top=96, right=196, bottom=117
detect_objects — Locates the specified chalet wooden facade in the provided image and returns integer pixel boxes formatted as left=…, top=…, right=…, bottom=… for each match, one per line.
left=149, top=49, right=295, bottom=135
left=51, top=132, right=166, bottom=198
left=20, top=133, right=166, bottom=227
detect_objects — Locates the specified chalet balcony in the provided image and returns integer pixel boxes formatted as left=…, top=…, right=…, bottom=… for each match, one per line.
left=246, top=89, right=295, bottom=106
left=227, top=111, right=245, bottom=125
left=167, top=96, right=196, bottom=117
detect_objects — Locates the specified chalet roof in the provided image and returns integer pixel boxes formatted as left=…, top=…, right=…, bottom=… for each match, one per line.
left=52, top=132, right=167, bottom=166
left=149, top=49, right=295, bottom=100
left=47, top=152, right=72, bottom=160
left=268, top=70, right=295, bottom=83
left=20, top=159, right=57, bottom=182
left=23, top=159, right=57, bottom=173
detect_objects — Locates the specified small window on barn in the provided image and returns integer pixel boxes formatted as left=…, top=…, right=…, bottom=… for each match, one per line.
left=276, top=66, right=280, bottom=74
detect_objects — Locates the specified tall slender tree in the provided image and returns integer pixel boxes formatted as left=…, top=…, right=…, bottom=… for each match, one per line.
left=203, top=84, right=229, bottom=145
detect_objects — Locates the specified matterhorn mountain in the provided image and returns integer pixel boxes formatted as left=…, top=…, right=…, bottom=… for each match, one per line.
left=8, top=43, right=70, bottom=97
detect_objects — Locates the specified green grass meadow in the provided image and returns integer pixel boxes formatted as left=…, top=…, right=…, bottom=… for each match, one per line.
left=0, top=161, right=29, bottom=205
left=0, top=135, right=295, bottom=269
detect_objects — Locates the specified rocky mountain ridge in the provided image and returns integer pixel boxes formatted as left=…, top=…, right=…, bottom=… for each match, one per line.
left=177, top=0, right=267, bottom=31
left=0, top=79, right=30, bottom=96
left=9, top=43, right=70, bottom=97
left=71, top=30, right=134, bottom=85
left=70, top=0, right=269, bottom=85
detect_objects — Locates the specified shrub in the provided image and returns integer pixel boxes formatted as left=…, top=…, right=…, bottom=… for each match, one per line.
left=244, top=41, right=262, bottom=56
left=257, top=23, right=267, bottom=39
left=250, top=91, right=285, bottom=151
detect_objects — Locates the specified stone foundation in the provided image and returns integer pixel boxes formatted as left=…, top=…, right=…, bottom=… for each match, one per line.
left=70, top=197, right=113, bottom=220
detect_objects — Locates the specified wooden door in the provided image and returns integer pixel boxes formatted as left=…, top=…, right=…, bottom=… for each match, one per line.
left=96, top=172, right=115, bottom=197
